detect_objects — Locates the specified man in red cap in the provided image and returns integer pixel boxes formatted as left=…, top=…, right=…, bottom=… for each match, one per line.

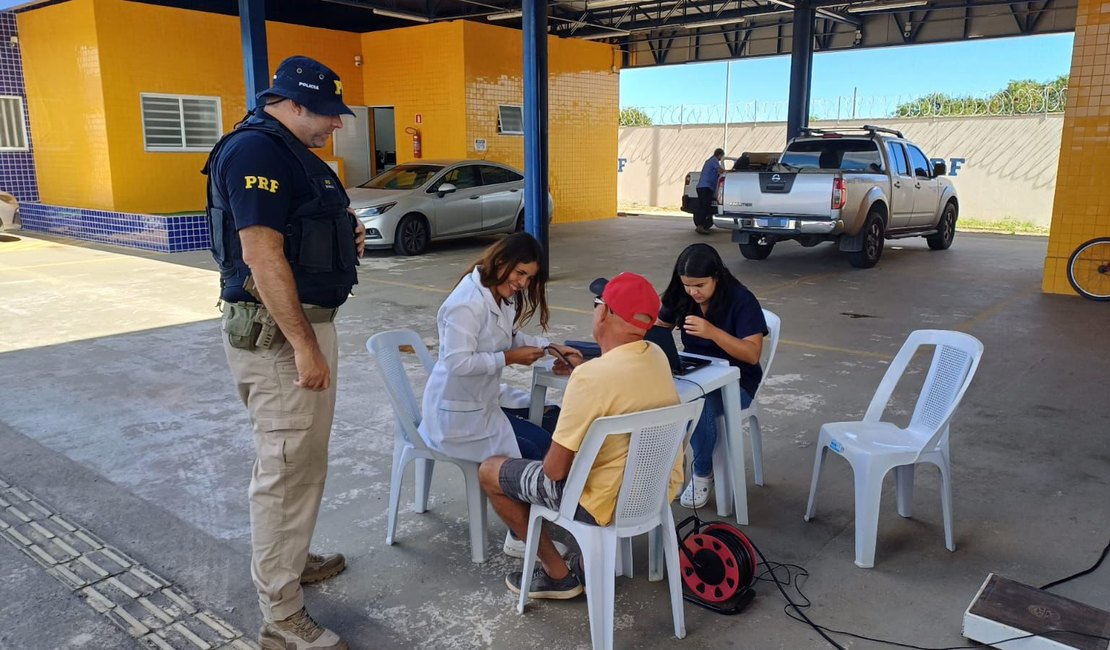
left=479, top=272, right=683, bottom=598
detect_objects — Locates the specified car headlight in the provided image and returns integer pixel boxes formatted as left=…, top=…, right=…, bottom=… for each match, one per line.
left=354, top=202, right=396, bottom=218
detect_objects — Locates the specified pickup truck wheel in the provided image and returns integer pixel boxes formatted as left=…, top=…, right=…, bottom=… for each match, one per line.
left=739, top=240, right=775, bottom=260
left=393, top=214, right=430, bottom=256
left=849, top=212, right=885, bottom=269
left=926, top=203, right=957, bottom=250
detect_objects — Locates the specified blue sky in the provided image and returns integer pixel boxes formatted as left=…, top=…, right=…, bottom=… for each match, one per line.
left=620, top=33, right=1074, bottom=119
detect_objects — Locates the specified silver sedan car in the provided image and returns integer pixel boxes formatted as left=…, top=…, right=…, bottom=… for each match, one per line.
left=348, top=159, right=552, bottom=255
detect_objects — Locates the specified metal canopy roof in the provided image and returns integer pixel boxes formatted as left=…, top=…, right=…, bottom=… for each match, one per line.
left=132, top=0, right=1076, bottom=67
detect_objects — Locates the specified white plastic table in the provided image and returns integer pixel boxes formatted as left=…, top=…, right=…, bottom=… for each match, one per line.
left=528, top=359, right=750, bottom=524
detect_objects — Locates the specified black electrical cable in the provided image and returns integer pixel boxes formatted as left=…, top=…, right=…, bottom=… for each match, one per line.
left=746, top=540, right=1110, bottom=649
left=1040, top=536, right=1109, bottom=590
left=744, top=538, right=847, bottom=650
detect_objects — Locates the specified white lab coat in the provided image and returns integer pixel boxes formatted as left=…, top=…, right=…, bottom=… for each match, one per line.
left=418, top=268, right=549, bottom=462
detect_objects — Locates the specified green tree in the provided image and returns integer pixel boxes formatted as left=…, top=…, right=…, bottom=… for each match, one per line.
left=892, top=76, right=1068, bottom=118
left=620, top=107, right=653, bottom=126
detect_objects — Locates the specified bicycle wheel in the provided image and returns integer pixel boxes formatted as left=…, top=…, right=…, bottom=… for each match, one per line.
left=1067, top=237, right=1110, bottom=301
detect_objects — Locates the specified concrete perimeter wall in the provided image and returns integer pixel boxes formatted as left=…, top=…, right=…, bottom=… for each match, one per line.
left=618, top=114, right=1063, bottom=226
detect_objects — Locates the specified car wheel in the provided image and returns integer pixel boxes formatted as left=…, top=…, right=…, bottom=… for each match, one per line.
left=739, top=239, right=774, bottom=260
left=926, top=202, right=957, bottom=251
left=849, top=211, right=885, bottom=269
left=393, top=214, right=429, bottom=256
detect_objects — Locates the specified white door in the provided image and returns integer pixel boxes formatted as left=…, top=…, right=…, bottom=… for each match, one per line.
left=334, top=106, right=372, bottom=187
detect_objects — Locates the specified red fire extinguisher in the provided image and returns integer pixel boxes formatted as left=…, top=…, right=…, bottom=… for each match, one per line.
left=406, top=126, right=422, bottom=159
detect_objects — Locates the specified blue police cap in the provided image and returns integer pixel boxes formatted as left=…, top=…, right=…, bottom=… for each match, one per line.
left=258, top=55, right=354, bottom=117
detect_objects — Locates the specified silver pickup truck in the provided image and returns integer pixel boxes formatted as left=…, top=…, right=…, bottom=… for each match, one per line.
left=713, top=126, right=958, bottom=268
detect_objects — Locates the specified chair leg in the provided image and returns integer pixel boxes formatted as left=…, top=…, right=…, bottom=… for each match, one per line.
left=582, top=531, right=617, bottom=650
left=661, top=515, right=687, bottom=639
left=937, top=458, right=955, bottom=552
left=853, top=461, right=886, bottom=569
left=462, top=464, right=488, bottom=563
left=894, top=464, right=915, bottom=518
left=748, top=413, right=764, bottom=487
left=647, top=526, right=663, bottom=582
left=618, top=537, right=633, bottom=579
left=414, top=458, right=434, bottom=513
left=803, top=445, right=829, bottom=522
left=386, top=446, right=414, bottom=546
left=517, top=511, right=545, bottom=615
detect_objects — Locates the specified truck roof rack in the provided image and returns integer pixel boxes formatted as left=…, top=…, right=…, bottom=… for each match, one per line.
left=798, top=124, right=905, bottom=139
left=862, top=124, right=905, bottom=138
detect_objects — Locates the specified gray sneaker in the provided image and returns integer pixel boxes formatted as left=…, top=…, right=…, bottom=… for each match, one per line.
left=301, top=551, right=346, bottom=584
left=505, top=564, right=584, bottom=600
left=259, top=607, right=348, bottom=650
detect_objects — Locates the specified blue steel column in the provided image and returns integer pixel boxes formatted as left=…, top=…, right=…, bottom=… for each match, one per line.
left=522, top=0, right=550, bottom=260
left=786, top=0, right=815, bottom=141
left=239, top=0, right=269, bottom=111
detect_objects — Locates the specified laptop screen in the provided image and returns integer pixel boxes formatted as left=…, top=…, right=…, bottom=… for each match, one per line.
left=644, top=326, right=683, bottom=373
left=644, top=326, right=713, bottom=376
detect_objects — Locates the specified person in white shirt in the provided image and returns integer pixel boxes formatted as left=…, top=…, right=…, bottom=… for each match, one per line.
left=419, top=232, right=582, bottom=464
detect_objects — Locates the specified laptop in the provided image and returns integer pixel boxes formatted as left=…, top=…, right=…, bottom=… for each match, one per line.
left=644, top=326, right=713, bottom=376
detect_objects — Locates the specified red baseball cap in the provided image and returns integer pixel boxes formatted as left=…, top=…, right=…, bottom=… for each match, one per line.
left=589, top=273, right=660, bottom=331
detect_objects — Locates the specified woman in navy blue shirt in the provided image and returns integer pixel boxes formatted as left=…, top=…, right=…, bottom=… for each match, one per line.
left=657, top=244, right=768, bottom=509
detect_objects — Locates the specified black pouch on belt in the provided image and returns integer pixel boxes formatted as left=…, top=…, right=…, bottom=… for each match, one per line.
left=223, top=303, right=262, bottom=350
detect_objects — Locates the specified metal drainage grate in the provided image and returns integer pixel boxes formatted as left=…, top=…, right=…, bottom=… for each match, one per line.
left=0, top=474, right=257, bottom=650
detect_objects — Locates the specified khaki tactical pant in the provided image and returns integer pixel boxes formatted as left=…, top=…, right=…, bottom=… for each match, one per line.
left=223, top=321, right=338, bottom=622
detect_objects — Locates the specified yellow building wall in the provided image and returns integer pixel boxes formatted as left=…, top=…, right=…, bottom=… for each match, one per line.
left=460, top=21, right=619, bottom=222
left=19, top=4, right=618, bottom=221
left=360, top=23, right=468, bottom=162
left=1043, top=0, right=1110, bottom=294
left=17, top=0, right=114, bottom=209
left=360, top=21, right=619, bottom=223
left=19, top=0, right=363, bottom=214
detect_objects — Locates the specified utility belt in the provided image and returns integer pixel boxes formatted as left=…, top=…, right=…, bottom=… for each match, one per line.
left=221, top=301, right=338, bottom=351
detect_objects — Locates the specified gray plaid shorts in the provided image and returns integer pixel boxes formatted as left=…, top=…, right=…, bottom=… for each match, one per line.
left=498, top=459, right=597, bottom=525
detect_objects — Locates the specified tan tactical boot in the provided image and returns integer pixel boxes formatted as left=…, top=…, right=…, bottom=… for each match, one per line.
left=259, top=607, right=348, bottom=650
left=301, top=552, right=346, bottom=584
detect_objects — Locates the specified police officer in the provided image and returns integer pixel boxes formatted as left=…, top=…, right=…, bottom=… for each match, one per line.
left=204, top=55, right=365, bottom=650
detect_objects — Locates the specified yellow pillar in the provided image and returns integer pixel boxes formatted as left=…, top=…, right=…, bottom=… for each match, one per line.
left=1043, top=0, right=1110, bottom=294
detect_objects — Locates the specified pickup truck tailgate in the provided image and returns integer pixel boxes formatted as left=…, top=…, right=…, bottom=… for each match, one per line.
left=720, top=172, right=833, bottom=218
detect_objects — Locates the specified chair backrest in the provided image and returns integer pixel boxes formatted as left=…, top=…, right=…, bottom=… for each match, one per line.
left=366, top=329, right=437, bottom=450
left=863, top=329, right=984, bottom=452
left=558, top=401, right=704, bottom=534
left=761, top=308, right=782, bottom=379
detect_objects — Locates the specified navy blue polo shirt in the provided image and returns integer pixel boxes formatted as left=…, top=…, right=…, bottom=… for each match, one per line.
left=659, top=281, right=768, bottom=396
left=214, top=119, right=311, bottom=304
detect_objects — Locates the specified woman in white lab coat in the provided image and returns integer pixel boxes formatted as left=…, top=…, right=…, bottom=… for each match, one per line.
left=419, top=233, right=582, bottom=463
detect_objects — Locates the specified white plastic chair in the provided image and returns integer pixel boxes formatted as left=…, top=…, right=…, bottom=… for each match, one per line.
left=516, top=401, right=704, bottom=650
left=710, top=307, right=781, bottom=509
left=366, top=329, right=489, bottom=563
left=803, top=329, right=984, bottom=568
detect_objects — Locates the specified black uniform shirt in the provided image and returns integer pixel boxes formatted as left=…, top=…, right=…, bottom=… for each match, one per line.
left=659, top=282, right=769, bottom=396
left=214, top=119, right=310, bottom=303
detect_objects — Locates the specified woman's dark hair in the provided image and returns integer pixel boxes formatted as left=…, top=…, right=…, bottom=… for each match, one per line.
left=660, top=243, right=742, bottom=324
left=462, top=232, right=550, bottom=330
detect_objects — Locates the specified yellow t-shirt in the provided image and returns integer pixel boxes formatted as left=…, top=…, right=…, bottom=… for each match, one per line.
left=551, top=340, right=683, bottom=526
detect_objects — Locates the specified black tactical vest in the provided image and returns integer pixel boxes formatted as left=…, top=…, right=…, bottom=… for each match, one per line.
left=203, top=112, right=358, bottom=308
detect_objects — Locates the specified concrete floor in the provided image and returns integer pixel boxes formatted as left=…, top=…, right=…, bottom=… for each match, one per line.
left=0, top=216, right=1107, bottom=650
